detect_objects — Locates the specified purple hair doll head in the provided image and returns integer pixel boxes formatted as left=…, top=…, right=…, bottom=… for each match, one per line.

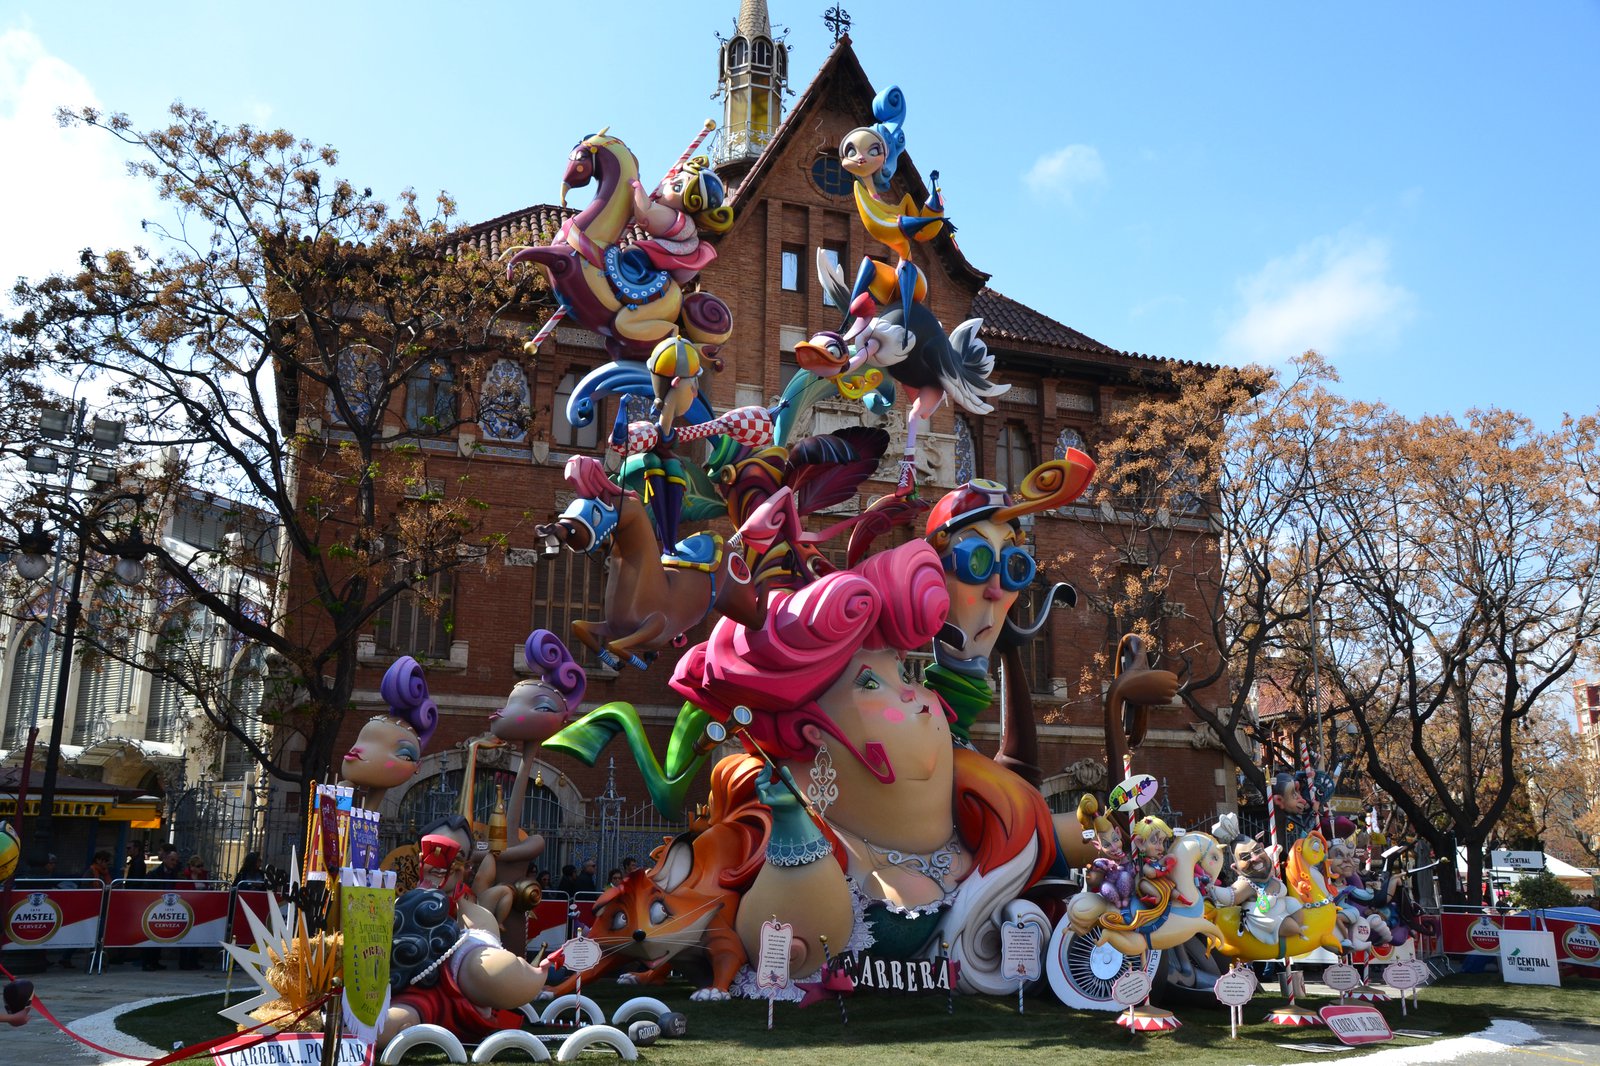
left=379, top=655, right=439, bottom=749
left=524, top=630, right=586, bottom=713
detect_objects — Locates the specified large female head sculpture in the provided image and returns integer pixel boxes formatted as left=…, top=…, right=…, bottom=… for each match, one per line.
left=671, top=538, right=948, bottom=775
left=342, top=657, right=439, bottom=803
left=492, top=631, right=585, bottom=745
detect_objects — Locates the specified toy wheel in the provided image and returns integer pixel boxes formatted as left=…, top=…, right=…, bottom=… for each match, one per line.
left=1046, top=922, right=1135, bottom=1011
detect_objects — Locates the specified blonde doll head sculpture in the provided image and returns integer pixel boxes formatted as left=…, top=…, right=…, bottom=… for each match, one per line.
left=341, top=656, right=438, bottom=811
left=670, top=539, right=1058, bottom=995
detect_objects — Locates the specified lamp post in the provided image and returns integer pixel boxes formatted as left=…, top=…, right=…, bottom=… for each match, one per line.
left=8, top=400, right=150, bottom=872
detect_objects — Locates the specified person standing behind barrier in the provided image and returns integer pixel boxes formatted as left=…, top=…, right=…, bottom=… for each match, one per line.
left=124, top=841, right=148, bottom=881
left=141, top=845, right=187, bottom=971
left=233, top=852, right=266, bottom=890
left=186, top=855, right=210, bottom=884
left=573, top=858, right=597, bottom=893
left=88, top=850, right=112, bottom=885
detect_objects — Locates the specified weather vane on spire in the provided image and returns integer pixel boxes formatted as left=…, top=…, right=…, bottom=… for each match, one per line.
left=823, top=4, right=851, bottom=44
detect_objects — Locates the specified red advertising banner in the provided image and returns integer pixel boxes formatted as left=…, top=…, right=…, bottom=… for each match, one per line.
left=1437, top=911, right=1600, bottom=967
left=3, top=886, right=105, bottom=950
left=102, top=887, right=232, bottom=948
left=230, top=890, right=282, bottom=948
left=525, top=895, right=599, bottom=950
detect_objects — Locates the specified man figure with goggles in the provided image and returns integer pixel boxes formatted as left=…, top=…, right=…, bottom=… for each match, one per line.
left=921, top=453, right=1096, bottom=750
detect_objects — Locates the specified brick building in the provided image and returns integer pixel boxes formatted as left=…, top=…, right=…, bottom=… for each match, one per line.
left=278, top=6, right=1238, bottom=863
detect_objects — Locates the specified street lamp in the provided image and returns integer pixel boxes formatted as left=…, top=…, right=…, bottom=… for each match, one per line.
left=5, top=400, right=150, bottom=873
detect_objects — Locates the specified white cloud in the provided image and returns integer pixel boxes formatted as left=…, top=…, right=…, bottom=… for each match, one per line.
left=0, top=29, right=158, bottom=305
left=1220, top=232, right=1415, bottom=363
left=1023, top=144, right=1107, bottom=201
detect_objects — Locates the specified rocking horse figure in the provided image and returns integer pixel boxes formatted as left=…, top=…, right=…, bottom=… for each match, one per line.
left=536, top=456, right=765, bottom=670
left=504, top=129, right=734, bottom=363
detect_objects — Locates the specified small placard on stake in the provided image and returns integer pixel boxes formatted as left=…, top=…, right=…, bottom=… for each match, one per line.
left=757, top=919, right=793, bottom=1031
left=1001, top=920, right=1041, bottom=1013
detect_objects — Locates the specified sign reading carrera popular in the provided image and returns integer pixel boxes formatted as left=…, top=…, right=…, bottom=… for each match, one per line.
left=1319, top=1004, right=1394, bottom=1045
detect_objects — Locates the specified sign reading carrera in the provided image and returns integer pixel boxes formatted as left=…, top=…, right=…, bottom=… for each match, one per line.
left=840, top=951, right=956, bottom=993
left=1319, top=1004, right=1394, bottom=1045
left=210, top=1033, right=368, bottom=1066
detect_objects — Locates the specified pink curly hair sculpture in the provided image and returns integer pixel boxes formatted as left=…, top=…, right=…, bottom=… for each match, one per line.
left=670, top=539, right=949, bottom=761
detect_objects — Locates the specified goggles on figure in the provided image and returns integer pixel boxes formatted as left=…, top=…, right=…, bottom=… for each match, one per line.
left=943, top=539, right=1035, bottom=591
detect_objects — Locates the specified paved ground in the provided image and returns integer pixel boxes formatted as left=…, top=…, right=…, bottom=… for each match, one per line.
left=1449, top=1022, right=1600, bottom=1065
left=3, top=953, right=235, bottom=1063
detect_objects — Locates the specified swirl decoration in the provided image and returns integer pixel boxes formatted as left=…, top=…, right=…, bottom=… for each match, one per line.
left=525, top=629, right=587, bottom=712
left=389, top=888, right=460, bottom=991
left=380, top=655, right=439, bottom=749
left=868, top=85, right=908, bottom=194
left=993, top=450, right=1097, bottom=524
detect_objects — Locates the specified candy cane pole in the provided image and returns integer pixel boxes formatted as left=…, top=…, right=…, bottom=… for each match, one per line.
left=661, top=119, right=718, bottom=185
left=524, top=307, right=568, bottom=357
left=1301, top=739, right=1320, bottom=833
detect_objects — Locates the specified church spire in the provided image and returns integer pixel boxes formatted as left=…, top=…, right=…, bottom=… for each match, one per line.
left=714, top=0, right=787, bottom=174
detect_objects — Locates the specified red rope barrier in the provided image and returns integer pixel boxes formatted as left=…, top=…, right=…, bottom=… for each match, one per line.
left=0, top=958, right=332, bottom=1064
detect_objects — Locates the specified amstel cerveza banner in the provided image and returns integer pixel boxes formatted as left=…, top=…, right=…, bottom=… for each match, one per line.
left=3, top=887, right=105, bottom=949
left=101, top=887, right=231, bottom=948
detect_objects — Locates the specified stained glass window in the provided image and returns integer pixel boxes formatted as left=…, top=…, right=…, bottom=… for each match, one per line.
left=1054, top=427, right=1087, bottom=460
left=330, top=345, right=386, bottom=426
left=479, top=358, right=531, bottom=442
left=954, top=416, right=975, bottom=484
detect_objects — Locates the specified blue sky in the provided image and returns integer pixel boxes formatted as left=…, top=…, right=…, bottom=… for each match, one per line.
left=2, top=1, right=1595, bottom=427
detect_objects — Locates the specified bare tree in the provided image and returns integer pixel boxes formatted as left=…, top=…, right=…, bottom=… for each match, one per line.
left=1315, top=407, right=1600, bottom=903
left=4, top=104, right=546, bottom=797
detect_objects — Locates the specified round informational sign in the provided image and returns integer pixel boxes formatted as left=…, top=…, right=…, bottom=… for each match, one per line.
left=1323, top=963, right=1360, bottom=992
left=1090, top=942, right=1127, bottom=981
left=561, top=936, right=603, bottom=973
left=1112, top=969, right=1152, bottom=1006
left=1383, top=961, right=1420, bottom=990
left=1213, top=969, right=1256, bottom=1007
left=1109, top=774, right=1160, bottom=812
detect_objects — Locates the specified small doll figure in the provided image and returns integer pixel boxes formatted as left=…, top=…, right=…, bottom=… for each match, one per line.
left=1130, top=815, right=1177, bottom=906
left=648, top=334, right=706, bottom=440
left=630, top=155, right=734, bottom=284
left=1077, top=795, right=1136, bottom=912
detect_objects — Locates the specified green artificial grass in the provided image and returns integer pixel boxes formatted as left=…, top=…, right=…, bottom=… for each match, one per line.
left=114, top=973, right=1600, bottom=1066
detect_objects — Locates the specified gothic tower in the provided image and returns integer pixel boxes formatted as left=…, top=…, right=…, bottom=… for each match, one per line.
left=714, top=0, right=788, bottom=179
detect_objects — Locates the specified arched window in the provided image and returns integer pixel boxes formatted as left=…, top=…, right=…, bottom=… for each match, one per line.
left=553, top=372, right=600, bottom=450
left=146, top=605, right=213, bottom=745
left=478, top=358, right=531, bottom=442
left=405, top=358, right=457, bottom=432
left=753, top=37, right=774, bottom=69
left=954, top=416, right=976, bottom=484
left=728, top=37, right=749, bottom=69
left=4, top=623, right=63, bottom=748
left=994, top=422, right=1034, bottom=490
left=1054, top=427, right=1088, bottom=460
left=329, top=344, right=386, bottom=426
left=73, top=640, right=136, bottom=744
left=219, top=645, right=266, bottom=780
